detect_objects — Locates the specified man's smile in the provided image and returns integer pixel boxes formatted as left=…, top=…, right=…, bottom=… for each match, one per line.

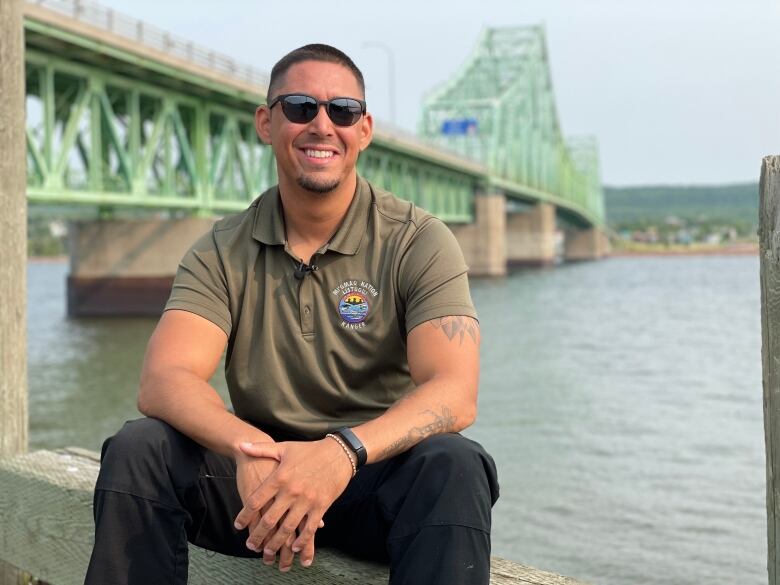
left=297, top=145, right=340, bottom=165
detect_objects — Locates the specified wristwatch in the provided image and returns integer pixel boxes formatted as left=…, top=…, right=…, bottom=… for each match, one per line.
left=332, top=427, right=367, bottom=468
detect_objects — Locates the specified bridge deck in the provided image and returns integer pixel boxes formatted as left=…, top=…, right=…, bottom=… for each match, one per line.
left=0, top=448, right=590, bottom=584
left=23, top=0, right=485, bottom=177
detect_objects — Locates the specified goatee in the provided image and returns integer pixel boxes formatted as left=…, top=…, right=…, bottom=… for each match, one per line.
left=297, top=175, right=341, bottom=194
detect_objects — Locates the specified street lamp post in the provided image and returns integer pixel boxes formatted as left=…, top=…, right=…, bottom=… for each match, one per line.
left=362, top=41, right=396, bottom=126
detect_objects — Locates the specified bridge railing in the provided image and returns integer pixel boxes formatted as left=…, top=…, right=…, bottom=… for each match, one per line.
left=27, top=0, right=269, bottom=89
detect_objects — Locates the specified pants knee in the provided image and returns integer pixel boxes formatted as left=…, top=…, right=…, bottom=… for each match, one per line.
left=406, top=434, right=499, bottom=503
left=97, top=417, right=201, bottom=503
left=105, top=416, right=172, bottom=450
left=382, top=434, right=499, bottom=537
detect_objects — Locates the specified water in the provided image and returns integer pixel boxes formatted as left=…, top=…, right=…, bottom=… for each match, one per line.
left=26, top=256, right=765, bottom=584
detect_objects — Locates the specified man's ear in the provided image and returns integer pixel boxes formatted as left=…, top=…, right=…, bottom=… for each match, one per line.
left=255, top=105, right=272, bottom=145
left=359, top=112, right=373, bottom=151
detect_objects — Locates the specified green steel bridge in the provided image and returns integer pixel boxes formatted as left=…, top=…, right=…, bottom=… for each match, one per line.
left=22, top=0, right=604, bottom=228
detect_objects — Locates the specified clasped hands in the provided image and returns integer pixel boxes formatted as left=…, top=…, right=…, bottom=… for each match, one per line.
left=233, top=437, right=354, bottom=572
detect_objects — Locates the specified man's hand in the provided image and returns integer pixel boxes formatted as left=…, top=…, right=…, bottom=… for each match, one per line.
left=233, top=438, right=354, bottom=568
left=234, top=449, right=300, bottom=571
left=234, top=448, right=279, bottom=536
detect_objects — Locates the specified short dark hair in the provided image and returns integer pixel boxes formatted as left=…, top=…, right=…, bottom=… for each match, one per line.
left=267, top=44, right=366, bottom=101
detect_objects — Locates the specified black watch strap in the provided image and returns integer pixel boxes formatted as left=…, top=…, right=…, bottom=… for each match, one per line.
left=333, top=427, right=367, bottom=468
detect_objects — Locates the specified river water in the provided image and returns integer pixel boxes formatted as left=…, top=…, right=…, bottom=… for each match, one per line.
left=26, top=255, right=765, bottom=584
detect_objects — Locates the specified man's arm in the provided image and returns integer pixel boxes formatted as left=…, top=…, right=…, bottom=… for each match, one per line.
left=353, top=314, right=479, bottom=461
left=140, top=310, right=321, bottom=569
left=236, top=314, right=480, bottom=555
left=137, top=309, right=273, bottom=455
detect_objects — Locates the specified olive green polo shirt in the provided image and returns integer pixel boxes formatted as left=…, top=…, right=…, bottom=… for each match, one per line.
left=165, top=176, right=477, bottom=439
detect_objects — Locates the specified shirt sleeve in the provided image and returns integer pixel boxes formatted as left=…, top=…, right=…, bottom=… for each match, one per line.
left=164, top=228, right=232, bottom=336
left=398, top=217, right=478, bottom=334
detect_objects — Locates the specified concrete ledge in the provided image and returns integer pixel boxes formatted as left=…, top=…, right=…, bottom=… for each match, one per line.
left=0, top=449, right=590, bottom=584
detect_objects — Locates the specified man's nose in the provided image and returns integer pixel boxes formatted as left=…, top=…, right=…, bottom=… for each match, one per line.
left=307, top=104, right=333, bottom=134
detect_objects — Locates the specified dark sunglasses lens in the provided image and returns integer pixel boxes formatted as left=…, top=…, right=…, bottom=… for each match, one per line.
left=281, top=95, right=318, bottom=123
left=328, top=98, right=363, bottom=126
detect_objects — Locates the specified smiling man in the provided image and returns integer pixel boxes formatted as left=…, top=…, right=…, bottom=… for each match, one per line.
left=84, top=44, right=499, bottom=585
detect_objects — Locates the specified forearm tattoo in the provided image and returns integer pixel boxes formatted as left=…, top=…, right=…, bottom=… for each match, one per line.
left=429, top=316, right=479, bottom=345
left=379, top=406, right=457, bottom=459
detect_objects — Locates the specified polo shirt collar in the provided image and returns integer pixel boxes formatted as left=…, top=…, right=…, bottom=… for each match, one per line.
left=326, top=176, right=370, bottom=256
left=251, top=177, right=370, bottom=256
left=251, top=186, right=286, bottom=246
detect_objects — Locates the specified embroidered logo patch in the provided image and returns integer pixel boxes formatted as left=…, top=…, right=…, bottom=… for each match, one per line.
left=338, top=291, right=369, bottom=324
left=332, top=280, right=379, bottom=329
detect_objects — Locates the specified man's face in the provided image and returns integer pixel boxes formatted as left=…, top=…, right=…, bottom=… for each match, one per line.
left=255, top=60, right=373, bottom=195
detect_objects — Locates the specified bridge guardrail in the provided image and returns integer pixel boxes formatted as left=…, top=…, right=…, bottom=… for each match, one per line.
left=27, top=0, right=269, bottom=89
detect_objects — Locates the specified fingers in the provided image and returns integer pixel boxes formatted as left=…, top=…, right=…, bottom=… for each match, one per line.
left=277, top=533, right=296, bottom=572
left=298, top=517, right=317, bottom=568
left=263, top=519, right=317, bottom=570
left=234, top=505, right=258, bottom=531
left=245, top=508, right=281, bottom=552
left=236, top=504, right=322, bottom=570
left=240, top=441, right=281, bottom=460
left=234, top=479, right=279, bottom=530
left=292, top=510, right=324, bottom=555
left=261, top=500, right=309, bottom=556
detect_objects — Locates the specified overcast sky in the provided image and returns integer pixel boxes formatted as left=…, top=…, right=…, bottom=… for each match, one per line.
left=96, top=0, right=780, bottom=186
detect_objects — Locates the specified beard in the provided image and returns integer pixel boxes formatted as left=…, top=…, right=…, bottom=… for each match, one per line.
left=297, top=173, right=341, bottom=194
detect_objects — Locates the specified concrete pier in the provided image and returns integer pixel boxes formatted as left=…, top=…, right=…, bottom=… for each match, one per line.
left=506, top=202, right=556, bottom=267
left=67, top=218, right=214, bottom=316
left=564, top=227, right=611, bottom=261
left=448, top=193, right=508, bottom=277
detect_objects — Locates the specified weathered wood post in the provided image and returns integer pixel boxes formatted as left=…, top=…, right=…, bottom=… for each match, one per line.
left=0, top=0, right=28, bottom=458
left=0, top=8, right=32, bottom=585
left=761, top=155, right=780, bottom=585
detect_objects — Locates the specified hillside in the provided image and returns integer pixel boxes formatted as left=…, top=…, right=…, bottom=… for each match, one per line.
left=604, top=183, right=758, bottom=227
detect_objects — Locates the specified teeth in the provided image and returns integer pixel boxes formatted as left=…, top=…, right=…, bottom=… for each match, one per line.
left=305, top=149, right=334, bottom=159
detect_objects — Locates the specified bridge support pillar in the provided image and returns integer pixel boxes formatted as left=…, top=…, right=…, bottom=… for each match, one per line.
left=564, top=228, right=611, bottom=261
left=67, top=218, right=215, bottom=317
left=448, top=193, right=507, bottom=277
left=506, top=203, right=556, bottom=267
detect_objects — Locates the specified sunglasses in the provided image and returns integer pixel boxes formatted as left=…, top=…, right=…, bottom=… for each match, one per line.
left=268, top=94, right=367, bottom=127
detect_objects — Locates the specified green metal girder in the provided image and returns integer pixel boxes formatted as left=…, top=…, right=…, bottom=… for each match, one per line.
left=357, top=143, right=476, bottom=223
left=23, top=45, right=479, bottom=222
left=24, top=49, right=275, bottom=214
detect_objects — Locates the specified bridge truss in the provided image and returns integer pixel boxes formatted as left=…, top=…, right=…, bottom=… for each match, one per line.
left=24, top=50, right=477, bottom=223
left=23, top=2, right=602, bottom=227
left=420, top=26, right=604, bottom=225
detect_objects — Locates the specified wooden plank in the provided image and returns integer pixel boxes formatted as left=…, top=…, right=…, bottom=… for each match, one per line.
left=1, top=560, right=30, bottom=585
left=0, top=560, right=49, bottom=585
left=0, top=449, right=592, bottom=585
left=761, top=155, right=780, bottom=585
left=0, top=0, right=28, bottom=457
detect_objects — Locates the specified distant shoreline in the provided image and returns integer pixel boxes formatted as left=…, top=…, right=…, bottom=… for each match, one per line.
left=610, top=242, right=758, bottom=257
left=28, top=247, right=760, bottom=263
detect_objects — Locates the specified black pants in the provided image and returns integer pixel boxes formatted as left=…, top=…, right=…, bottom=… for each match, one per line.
left=84, top=418, right=499, bottom=585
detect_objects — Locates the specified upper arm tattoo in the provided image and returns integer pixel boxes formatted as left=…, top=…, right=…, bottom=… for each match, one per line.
left=428, top=316, right=479, bottom=345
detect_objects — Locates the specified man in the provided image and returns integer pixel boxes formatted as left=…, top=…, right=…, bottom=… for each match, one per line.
left=85, top=44, right=498, bottom=585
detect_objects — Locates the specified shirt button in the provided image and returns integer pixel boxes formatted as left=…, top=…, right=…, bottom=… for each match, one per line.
left=304, top=306, right=311, bottom=315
